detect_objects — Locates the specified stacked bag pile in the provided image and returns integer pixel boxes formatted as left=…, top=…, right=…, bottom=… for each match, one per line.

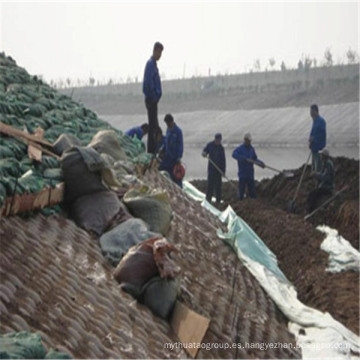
left=0, top=52, right=147, bottom=211
left=0, top=52, right=181, bottom=322
left=60, top=129, right=180, bottom=319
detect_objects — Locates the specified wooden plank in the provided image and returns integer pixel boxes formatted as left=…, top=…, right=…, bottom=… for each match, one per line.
left=0, top=121, right=53, bottom=147
left=1, top=183, right=65, bottom=217
left=28, top=141, right=42, bottom=161
left=1, top=130, right=61, bottom=160
left=171, top=301, right=210, bottom=358
left=33, top=127, right=45, bottom=139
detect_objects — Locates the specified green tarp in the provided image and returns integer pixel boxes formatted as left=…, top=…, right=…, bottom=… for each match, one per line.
left=0, top=332, right=71, bottom=359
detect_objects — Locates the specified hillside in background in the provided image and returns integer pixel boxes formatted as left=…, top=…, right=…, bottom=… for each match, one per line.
left=61, top=64, right=359, bottom=115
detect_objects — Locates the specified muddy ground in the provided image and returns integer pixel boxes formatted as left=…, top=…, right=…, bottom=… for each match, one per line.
left=191, top=156, right=359, bottom=335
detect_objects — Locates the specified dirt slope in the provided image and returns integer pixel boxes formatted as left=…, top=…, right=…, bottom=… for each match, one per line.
left=191, top=156, right=359, bottom=335
left=193, top=157, right=359, bottom=249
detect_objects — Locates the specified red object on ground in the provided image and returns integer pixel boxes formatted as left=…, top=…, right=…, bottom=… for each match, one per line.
left=173, top=163, right=186, bottom=180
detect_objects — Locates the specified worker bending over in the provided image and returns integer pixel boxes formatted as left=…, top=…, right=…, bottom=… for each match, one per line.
left=232, top=133, right=264, bottom=200
left=307, top=148, right=334, bottom=212
left=125, top=123, right=149, bottom=140
left=202, top=133, right=226, bottom=204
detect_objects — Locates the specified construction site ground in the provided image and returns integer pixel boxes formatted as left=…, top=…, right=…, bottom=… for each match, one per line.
left=191, top=156, right=360, bottom=336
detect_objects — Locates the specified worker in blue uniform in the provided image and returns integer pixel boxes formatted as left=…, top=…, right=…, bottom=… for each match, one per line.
left=309, top=104, right=326, bottom=172
left=232, top=133, right=265, bottom=200
left=159, top=114, right=184, bottom=187
left=125, top=123, right=149, bottom=140
left=202, top=133, right=226, bottom=204
left=143, top=42, right=164, bottom=154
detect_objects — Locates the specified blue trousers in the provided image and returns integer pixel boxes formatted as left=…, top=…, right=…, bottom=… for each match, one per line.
left=238, top=177, right=256, bottom=200
left=206, top=172, right=222, bottom=203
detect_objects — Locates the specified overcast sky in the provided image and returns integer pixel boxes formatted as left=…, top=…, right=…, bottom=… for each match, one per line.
left=0, top=1, right=358, bottom=83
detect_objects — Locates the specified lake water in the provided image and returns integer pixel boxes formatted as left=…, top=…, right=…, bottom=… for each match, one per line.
left=183, top=145, right=359, bottom=180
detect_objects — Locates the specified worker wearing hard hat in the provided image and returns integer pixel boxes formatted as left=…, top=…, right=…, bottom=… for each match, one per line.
left=232, top=133, right=265, bottom=200
left=307, top=148, right=334, bottom=212
left=202, top=133, right=226, bottom=204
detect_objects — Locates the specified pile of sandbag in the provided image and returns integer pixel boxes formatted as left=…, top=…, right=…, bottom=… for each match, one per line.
left=54, top=125, right=178, bottom=319
left=114, top=237, right=181, bottom=319
left=60, top=132, right=128, bottom=236
left=0, top=52, right=151, bottom=211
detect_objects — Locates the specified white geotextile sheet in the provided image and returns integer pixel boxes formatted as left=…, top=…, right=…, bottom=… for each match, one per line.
left=317, top=225, right=360, bottom=273
left=183, top=181, right=360, bottom=359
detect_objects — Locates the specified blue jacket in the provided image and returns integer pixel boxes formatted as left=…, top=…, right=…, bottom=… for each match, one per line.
left=160, top=124, right=183, bottom=169
left=203, top=141, right=226, bottom=176
left=232, top=143, right=263, bottom=179
left=309, top=115, right=326, bottom=153
left=125, top=126, right=143, bottom=140
left=143, top=57, right=162, bottom=102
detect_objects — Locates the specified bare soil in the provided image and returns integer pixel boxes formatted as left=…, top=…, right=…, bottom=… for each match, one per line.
left=191, top=156, right=359, bottom=335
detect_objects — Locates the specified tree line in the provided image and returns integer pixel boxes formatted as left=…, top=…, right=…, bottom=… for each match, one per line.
left=51, top=48, right=359, bottom=89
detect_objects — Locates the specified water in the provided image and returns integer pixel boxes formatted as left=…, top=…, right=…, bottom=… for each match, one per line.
left=184, top=145, right=359, bottom=180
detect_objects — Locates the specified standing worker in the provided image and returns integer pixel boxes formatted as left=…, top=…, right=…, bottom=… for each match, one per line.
left=232, top=133, right=265, bottom=200
left=202, top=133, right=226, bottom=204
left=125, top=123, right=149, bottom=140
left=143, top=42, right=164, bottom=154
left=307, top=148, right=334, bottom=212
left=309, top=104, right=326, bottom=172
left=159, top=114, right=184, bottom=187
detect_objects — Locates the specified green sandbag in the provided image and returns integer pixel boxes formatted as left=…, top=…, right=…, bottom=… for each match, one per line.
left=19, top=171, right=45, bottom=193
left=44, top=349, right=72, bottom=359
left=0, top=145, right=15, bottom=159
left=0, top=182, right=7, bottom=207
left=20, top=158, right=34, bottom=174
left=3, top=139, right=27, bottom=160
left=88, top=130, right=127, bottom=161
left=123, top=186, right=173, bottom=235
left=0, top=158, right=23, bottom=178
left=40, top=205, right=62, bottom=216
left=34, top=156, right=60, bottom=173
left=131, top=152, right=152, bottom=165
left=43, top=168, right=63, bottom=181
left=1, top=177, right=26, bottom=196
left=0, top=331, right=47, bottom=359
left=140, top=276, right=179, bottom=319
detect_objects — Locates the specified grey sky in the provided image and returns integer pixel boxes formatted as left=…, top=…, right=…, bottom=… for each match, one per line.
left=1, top=1, right=358, bottom=83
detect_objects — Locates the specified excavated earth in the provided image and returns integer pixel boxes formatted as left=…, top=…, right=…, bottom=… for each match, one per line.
left=192, top=156, right=359, bottom=336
